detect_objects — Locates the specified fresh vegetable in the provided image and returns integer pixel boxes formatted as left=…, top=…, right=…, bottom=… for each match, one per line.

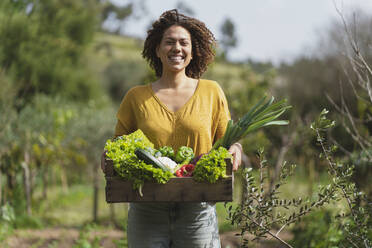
left=190, top=153, right=206, bottom=165
left=154, top=151, right=162, bottom=158
left=158, top=146, right=175, bottom=159
left=212, top=96, right=290, bottom=150
left=175, top=164, right=195, bottom=177
left=135, top=148, right=171, bottom=172
left=175, top=146, right=194, bottom=164
left=157, top=156, right=178, bottom=173
left=104, top=130, right=173, bottom=191
left=193, top=147, right=232, bottom=183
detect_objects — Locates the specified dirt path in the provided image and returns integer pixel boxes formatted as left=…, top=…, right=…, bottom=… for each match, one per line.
left=3, top=228, right=124, bottom=248
left=3, top=228, right=292, bottom=248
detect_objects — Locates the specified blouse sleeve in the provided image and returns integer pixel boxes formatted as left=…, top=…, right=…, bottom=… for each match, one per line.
left=114, top=89, right=137, bottom=137
left=213, top=83, right=231, bottom=144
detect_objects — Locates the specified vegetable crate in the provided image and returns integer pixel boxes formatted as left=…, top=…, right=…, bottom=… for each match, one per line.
left=104, top=158, right=234, bottom=202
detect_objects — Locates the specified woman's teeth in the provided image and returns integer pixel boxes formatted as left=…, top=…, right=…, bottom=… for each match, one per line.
left=169, top=56, right=184, bottom=62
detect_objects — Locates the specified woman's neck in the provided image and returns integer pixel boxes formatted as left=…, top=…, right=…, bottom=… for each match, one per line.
left=157, top=70, right=190, bottom=89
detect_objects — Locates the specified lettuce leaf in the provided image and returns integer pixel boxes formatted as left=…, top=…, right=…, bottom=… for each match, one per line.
left=193, top=147, right=232, bottom=183
left=104, top=129, right=172, bottom=190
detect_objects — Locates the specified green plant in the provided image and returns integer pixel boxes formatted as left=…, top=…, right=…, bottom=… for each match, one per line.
left=226, top=147, right=335, bottom=248
left=105, top=130, right=173, bottom=192
left=226, top=110, right=372, bottom=247
left=0, top=203, right=15, bottom=241
left=193, top=147, right=231, bottom=183
left=311, top=109, right=372, bottom=247
left=73, top=224, right=101, bottom=248
left=291, top=210, right=344, bottom=247
left=113, top=238, right=128, bottom=248
left=212, top=96, right=290, bottom=150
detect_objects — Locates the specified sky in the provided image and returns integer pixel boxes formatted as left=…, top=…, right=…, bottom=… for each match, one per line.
left=111, top=0, right=372, bottom=64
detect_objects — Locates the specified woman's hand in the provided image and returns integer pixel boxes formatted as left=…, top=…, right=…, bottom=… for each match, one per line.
left=228, top=143, right=242, bottom=171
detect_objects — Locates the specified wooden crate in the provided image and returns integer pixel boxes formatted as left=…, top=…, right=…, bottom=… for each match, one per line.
left=104, top=158, right=233, bottom=203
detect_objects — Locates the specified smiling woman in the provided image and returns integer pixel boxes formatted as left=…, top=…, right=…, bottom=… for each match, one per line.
left=104, top=9, right=243, bottom=248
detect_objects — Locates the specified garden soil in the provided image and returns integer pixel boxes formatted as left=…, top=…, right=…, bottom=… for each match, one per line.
left=3, top=228, right=292, bottom=248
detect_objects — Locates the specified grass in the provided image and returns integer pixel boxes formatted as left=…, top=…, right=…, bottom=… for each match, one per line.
left=30, top=181, right=237, bottom=232
left=25, top=168, right=334, bottom=229
left=30, top=181, right=128, bottom=227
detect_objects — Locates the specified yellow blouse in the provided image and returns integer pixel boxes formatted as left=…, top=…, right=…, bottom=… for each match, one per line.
left=115, top=79, right=230, bottom=156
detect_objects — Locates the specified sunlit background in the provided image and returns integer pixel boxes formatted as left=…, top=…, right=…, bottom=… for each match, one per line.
left=109, top=0, right=372, bottom=63
left=0, top=0, right=371, bottom=247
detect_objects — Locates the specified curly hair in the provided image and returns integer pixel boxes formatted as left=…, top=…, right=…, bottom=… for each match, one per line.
left=142, top=9, right=216, bottom=79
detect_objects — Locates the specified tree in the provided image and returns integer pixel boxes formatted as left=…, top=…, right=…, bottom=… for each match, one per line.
left=0, top=0, right=101, bottom=104
left=99, top=0, right=148, bottom=35
left=327, top=8, right=372, bottom=197
left=99, top=0, right=133, bottom=34
left=176, top=1, right=195, bottom=16
left=103, top=59, right=147, bottom=103
left=219, top=17, right=238, bottom=60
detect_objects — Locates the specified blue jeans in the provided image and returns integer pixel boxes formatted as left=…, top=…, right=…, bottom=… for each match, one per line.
left=127, top=202, right=221, bottom=248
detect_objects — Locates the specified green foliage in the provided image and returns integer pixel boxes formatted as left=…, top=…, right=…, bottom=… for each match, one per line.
left=205, top=63, right=281, bottom=157
left=105, top=130, right=173, bottom=190
left=219, top=17, right=237, bottom=59
left=348, top=148, right=372, bottom=196
left=174, top=146, right=194, bottom=164
left=158, top=146, right=175, bottom=160
left=291, top=210, right=344, bottom=248
left=114, top=238, right=129, bottom=248
left=0, top=72, right=18, bottom=157
left=73, top=224, right=101, bottom=248
left=0, top=203, right=15, bottom=241
left=212, top=96, right=290, bottom=150
left=2, top=200, right=43, bottom=230
left=225, top=110, right=371, bottom=247
left=13, top=214, right=44, bottom=229
left=226, top=148, right=335, bottom=247
left=100, top=1, right=132, bottom=25
left=193, top=147, right=231, bottom=183
left=278, top=57, right=347, bottom=118
left=311, top=110, right=372, bottom=247
left=103, top=59, right=147, bottom=103
left=0, top=0, right=101, bottom=103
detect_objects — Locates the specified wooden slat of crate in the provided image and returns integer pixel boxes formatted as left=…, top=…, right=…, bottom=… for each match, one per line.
left=104, top=158, right=233, bottom=203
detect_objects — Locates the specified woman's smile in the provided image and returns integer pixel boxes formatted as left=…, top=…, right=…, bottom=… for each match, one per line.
left=168, top=54, right=184, bottom=63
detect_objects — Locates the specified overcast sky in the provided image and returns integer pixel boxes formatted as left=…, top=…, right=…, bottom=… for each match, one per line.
left=113, top=0, right=372, bottom=64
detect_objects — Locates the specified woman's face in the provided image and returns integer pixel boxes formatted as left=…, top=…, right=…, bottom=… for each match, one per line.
left=156, top=25, right=192, bottom=75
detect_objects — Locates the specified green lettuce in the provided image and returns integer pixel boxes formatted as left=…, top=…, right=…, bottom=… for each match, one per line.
left=193, top=147, right=232, bottom=183
left=175, top=146, right=194, bottom=164
left=158, top=146, right=175, bottom=159
left=104, top=129, right=173, bottom=190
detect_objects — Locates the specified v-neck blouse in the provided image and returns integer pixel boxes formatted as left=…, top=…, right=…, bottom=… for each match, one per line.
left=149, top=80, right=201, bottom=115
left=114, top=79, right=230, bottom=156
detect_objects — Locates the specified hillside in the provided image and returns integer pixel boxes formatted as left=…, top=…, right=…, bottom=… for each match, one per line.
left=85, top=32, right=269, bottom=93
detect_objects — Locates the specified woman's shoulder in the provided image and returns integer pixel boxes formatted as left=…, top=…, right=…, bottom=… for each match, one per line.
left=123, top=84, right=150, bottom=99
left=199, top=79, right=219, bottom=87
left=199, top=79, right=225, bottom=95
left=119, top=84, right=151, bottom=106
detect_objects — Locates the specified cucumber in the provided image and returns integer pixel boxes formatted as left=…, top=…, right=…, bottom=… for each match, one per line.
left=135, top=148, right=170, bottom=172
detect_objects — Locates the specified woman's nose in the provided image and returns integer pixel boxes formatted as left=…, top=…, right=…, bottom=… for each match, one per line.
left=172, top=42, right=181, bottom=51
